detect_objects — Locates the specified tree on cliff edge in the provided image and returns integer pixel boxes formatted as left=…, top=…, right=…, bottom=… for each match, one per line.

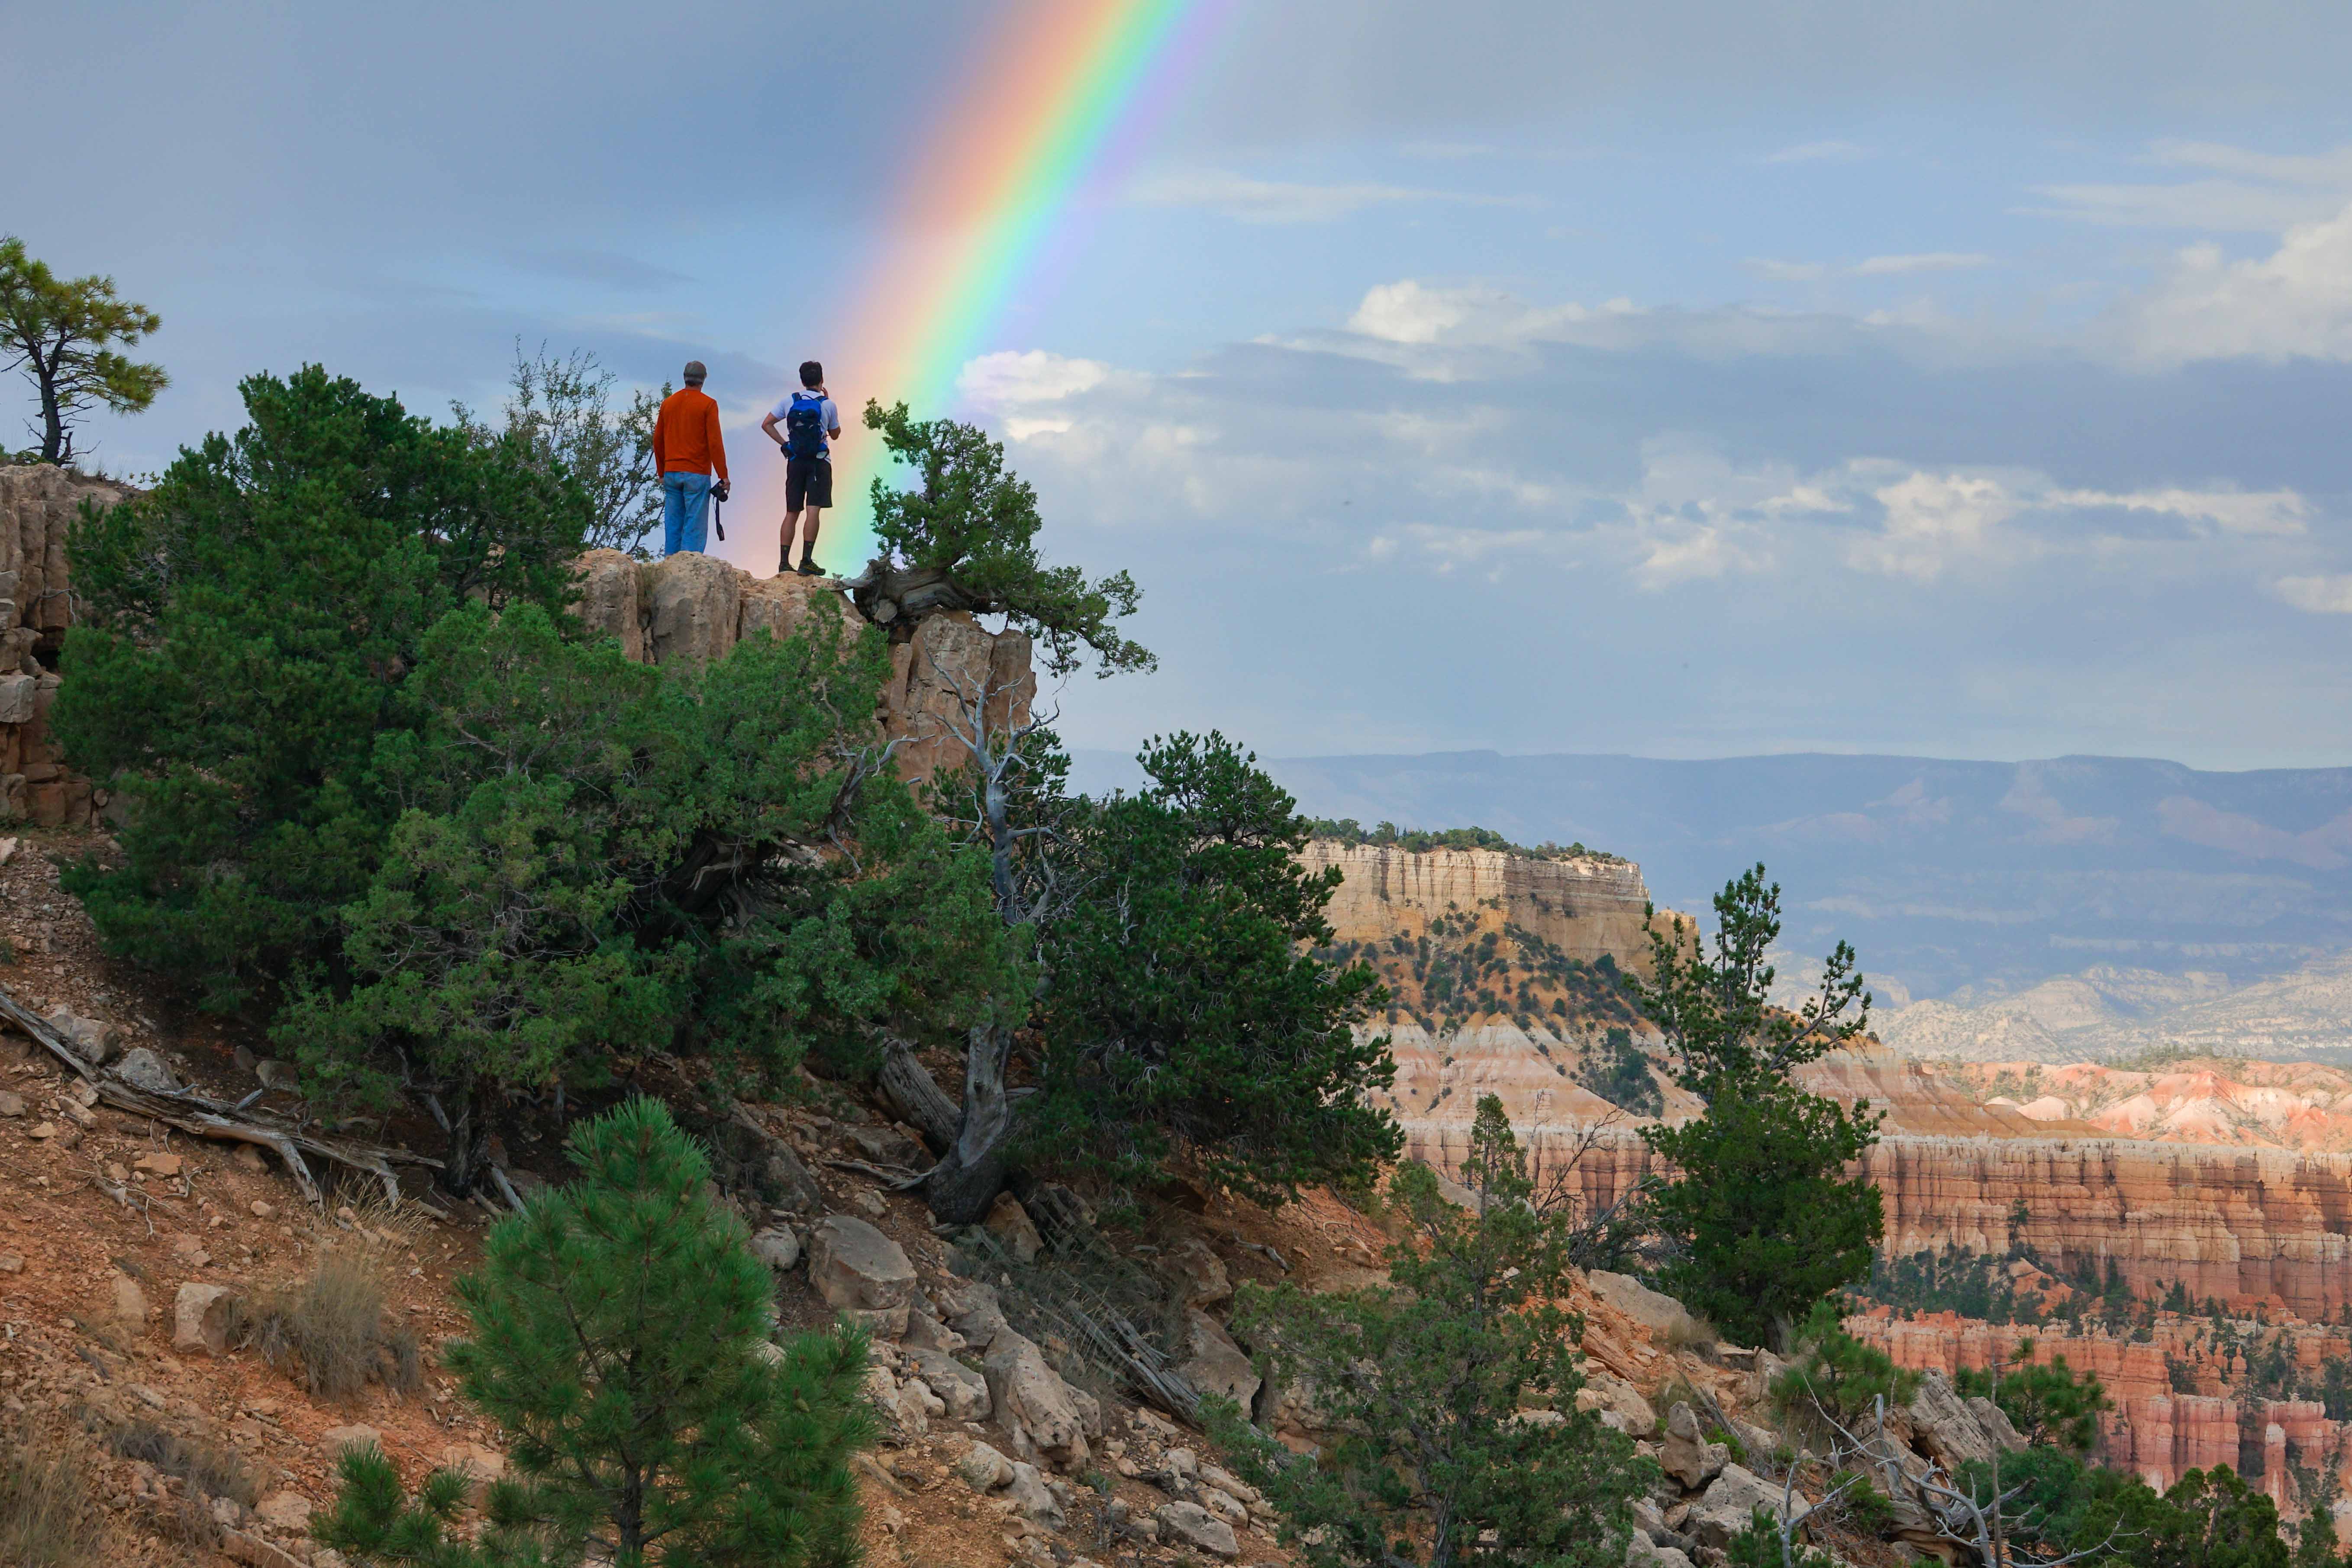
left=0, top=237, right=166, bottom=466
left=858, top=400, right=1152, bottom=678
left=1628, top=864, right=1884, bottom=1348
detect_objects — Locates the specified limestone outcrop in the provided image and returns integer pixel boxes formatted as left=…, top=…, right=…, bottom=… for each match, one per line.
left=0, top=466, right=130, bottom=826
left=571, top=548, right=1033, bottom=785
left=1305, top=841, right=1659, bottom=966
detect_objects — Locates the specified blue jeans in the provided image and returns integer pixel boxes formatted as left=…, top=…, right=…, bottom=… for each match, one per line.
left=662, top=471, right=713, bottom=555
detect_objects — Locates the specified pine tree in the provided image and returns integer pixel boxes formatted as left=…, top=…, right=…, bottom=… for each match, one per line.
left=317, top=1098, right=873, bottom=1567
left=1207, top=1094, right=1653, bottom=1568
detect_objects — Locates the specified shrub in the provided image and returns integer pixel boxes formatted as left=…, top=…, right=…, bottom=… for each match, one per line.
left=0, top=1420, right=104, bottom=1568
left=1770, top=1300, right=1918, bottom=1429
left=1955, top=1340, right=2110, bottom=1453
left=229, top=1248, right=422, bottom=1403
left=101, top=1419, right=259, bottom=1507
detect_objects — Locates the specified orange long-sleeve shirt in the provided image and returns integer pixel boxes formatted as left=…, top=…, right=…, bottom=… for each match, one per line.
left=651, top=386, right=728, bottom=481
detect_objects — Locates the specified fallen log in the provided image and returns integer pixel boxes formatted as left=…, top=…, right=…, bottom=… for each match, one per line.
left=0, top=984, right=439, bottom=1207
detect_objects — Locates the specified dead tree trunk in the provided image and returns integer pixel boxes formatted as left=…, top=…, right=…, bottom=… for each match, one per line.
left=883, top=1026, right=1017, bottom=1225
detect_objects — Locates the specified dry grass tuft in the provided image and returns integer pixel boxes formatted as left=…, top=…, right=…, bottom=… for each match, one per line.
left=0, top=1422, right=106, bottom=1568
left=228, top=1245, right=424, bottom=1403
left=102, top=1419, right=259, bottom=1508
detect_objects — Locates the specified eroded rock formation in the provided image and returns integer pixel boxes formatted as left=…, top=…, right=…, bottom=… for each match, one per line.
left=1306, top=842, right=1660, bottom=963
left=0, top=467, right=130, bottom=826
left=571, top=548, right=1033, bottom=786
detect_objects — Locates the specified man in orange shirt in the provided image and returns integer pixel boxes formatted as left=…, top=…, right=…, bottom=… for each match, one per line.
left=651, top=359, right=730, bottom=556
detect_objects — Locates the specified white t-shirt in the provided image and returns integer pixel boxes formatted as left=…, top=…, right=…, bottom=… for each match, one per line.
left=770, top=392, right=841, bottom=459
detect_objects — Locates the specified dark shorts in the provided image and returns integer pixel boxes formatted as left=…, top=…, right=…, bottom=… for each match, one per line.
left=786, top=455, right=833, bottom=510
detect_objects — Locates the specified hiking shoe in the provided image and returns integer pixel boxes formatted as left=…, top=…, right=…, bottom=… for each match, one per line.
left=795, top=559, right=823, bottom=577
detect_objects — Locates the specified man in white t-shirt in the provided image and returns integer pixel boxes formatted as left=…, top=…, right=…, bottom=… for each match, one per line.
left=759, top=360, right=842, bottom=577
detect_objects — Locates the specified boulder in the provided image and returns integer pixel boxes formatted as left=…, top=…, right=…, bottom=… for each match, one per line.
left=1200, top=1463, right=1258, bottom=1505
left=1577, top=1371, right=1658, bottom=1433
left=1661, top=1403, right=1729, bottom=1490
left=1175, top=1309, right=1260, bottom=1409
left=933, top=1276, right=1008, bottom=1344
left=642, top=552, right=740, bottom=667
left=808, top=1216, right=916, bottom=1338
left=1155, top=1501, right=1239, bottom=1560
left=749, top=1226, right=802, bottom=1273
left=254, top=1491, right=313, bottom=1531
left=1966, top=1395, right=2029, bottom=1454
left=320, top=1425, right=382, bottom=1460
left=984, top=1326, right=1091, bottom=1470
left=907, top=1346, right=991, bottom=1421
left=986, top=1193, right=1044, bottom=1263
left=1907, top=1373, right=2003, bottom=1469
left=172, top=1283, right=239, bottom=1356
left=107, top=1271, right=149, bottom=1330
left=1006, top=1461, right=1067, bottom=1528
left=572, top=550, right=647, bottom=662
left=903, top=1309, right=967, bottom=1354
left=1628, top=1533, right=1697, bottom=1568
left=1685, top=1464, right=1810, bottom=1551
left=439, top=1442, right=505, bottom=1507
left=1588, top=1271, right=1709, bottom=1344
left=43, top=1006, right=120, bottom=1066
left=113, top=1048, right=180, bottom=1095
left=1163, top=1237, right=1232, bottom=1310
left=958, top=1439, right=1017, bottom=1492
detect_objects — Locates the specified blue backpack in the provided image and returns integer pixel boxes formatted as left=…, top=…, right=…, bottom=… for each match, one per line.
left=784, top=392, right=828, bottom=461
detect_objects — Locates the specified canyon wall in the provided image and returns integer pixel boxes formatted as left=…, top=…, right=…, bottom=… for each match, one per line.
left=0, top=467, right=130, bottom=826
left=1405, top=1110, right=2352, bottom=1323
left=1305, top=840, right=1659, bottom=965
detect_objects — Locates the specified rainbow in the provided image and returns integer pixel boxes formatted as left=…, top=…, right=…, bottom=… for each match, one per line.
left=808, top=0, right=1232, bottom=565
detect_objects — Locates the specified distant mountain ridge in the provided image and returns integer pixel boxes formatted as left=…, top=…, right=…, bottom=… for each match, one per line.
left=1068, top=748, right=2352, bottom=1010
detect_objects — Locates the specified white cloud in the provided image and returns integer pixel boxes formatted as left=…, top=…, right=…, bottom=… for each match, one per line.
left=1852, top=252, right=1993, bottom=275
left=1127, top=169, right=1534, bottom=224
left=2049, top=486, right=2307, bottom=536
left=2120, top=202, right=2352, bottom=363
left=1747, top=253, right=1994, bottom=281
left=1345, top=280, right=1634, bottom=347
left=1852, top=471, right=2024, bottom=580
left=958, top=349, right=1111, bottom=406
left=2028, top=140, right=2352, bottom=233
left=1748, top=258, right=1829, bottom=282
left=1765, top=140, right=1871, bottom=165
left=2275, top=575, right=2352, bottom=614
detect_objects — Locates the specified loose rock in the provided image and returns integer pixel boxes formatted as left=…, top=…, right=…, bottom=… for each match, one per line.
left=1155, top=1500, right=1240, bottom=1559
left=173, top=1283, right=239, bottom=1356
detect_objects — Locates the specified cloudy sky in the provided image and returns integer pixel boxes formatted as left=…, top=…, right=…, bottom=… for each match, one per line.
left=12, top=1, right=2352, bottom=770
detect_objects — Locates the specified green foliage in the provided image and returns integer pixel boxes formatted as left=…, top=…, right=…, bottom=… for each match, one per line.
left=1971, top=1452, right=2294, bottom=1568
left=456, top=341, right=665, bottom=557
left=2295, top=1499, right=2340, bottom=1568
left=0, top=236, right=166, bottom=466
left=278, top=597, right=1011, bottom=1185
left=1025, top=732, right=1401, bottom=1205
left=1641, top=1073, right=1882, bottom=1349
left=54, top=365, right=591, bottom=1014
left=1576, top=1027, right=1662, bottom=1117
left=1206, top=1095, right=1655, bottom=1568
left=1863, top=1243, right=2048, bottom=1326
left=1626, top=864, right=1871, bottom=1092
left=862, top=399, right=1151, bottom=678
left=320, top=1098, right=875, bottom=1568
left=1769, top=1300, right=1919, bottom=1427
left=1630, top=865, right=1883, bottom=1348
left=1954, top=1341, right=2111, bottom=1453
left=1303, top=818, right=1624, bottom=864
left=1724, top=1507, right=1837, bottom=1568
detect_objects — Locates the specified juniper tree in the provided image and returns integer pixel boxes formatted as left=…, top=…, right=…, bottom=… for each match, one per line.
left=1206, top=1095, right=1653, bottom=1568
left=317, top=1098, right=874, bottom=1568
